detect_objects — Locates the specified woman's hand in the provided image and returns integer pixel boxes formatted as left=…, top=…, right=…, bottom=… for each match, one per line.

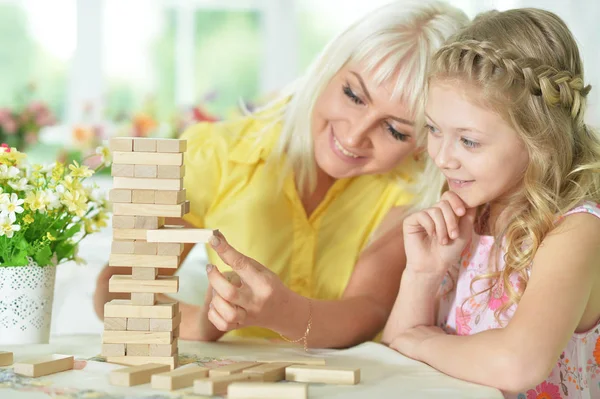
left=389, top=325, right=446, bottom=361
left=205, top=230, right=294, bottom=332
left=403, top=191, right=476, bottom=276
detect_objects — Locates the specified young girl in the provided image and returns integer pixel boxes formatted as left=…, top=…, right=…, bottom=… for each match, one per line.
left=382, top=8, right=600, bottom=398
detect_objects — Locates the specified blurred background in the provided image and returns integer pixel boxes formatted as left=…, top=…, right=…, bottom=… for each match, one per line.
left=1, top=0, right=597, bottom=336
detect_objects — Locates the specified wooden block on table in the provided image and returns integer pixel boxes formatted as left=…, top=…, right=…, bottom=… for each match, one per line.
left=111, top=164, right=134, bottom=177
left=134, top=164, right=157, bottom=178
left=154, top=189, right=186, bottom=205
left=106, top=355, right=177, bottom=370
left=156, top=138, right=187, bottom=153
left=109, top=189, right=132, bottom=203
left=103, top=330, right=173, bottom=345
left=256, top=356, right=326, bottom=366
left=110, top=137, right=133, bottom=152
left=112, top=215, right=135, bottom=229
left=109, top=363, right=170, bottom=387
left=157, top=242, right=184, bottom=256
left=113, top=202, right=187, bottom=218
left=132, top=267, right=158, bottom=280
left=149, top=311, right=181, bottom=332
left=194, top=373, right=258, bottom=396
left=13, top=355, right=74, bottom=377
left=114, top=177, right=183, bottom=191
left=109, top=254, right=179, bottom=269
left=149, top=339, right=178, bottom=357
left=0, top=351, right=13, bottom=366
left=127, top=344, right=150, bottom=356
left=228, top=382, right=308, bottom=399
left=131, top=292, right=156, bottom=305
left=132, top=190, right=155, bottom=204
left=147, top=228, right=213, bottom=243
left=285, top=365, right=360, bottom=385
left=127, top=318, right=150, bottom=331
left=102, top=343, right=125, bottom=357
left=242, top=362, right=294, bottom=382
left=135, top=216, right=165, bottom=230
left=104, top=299, right=178, bottom=319
left=151, top=365, right=208, bottom=391
left=104, top=317, right=127, bottom=331
left=109, top=275, right=179, bottom=294
left=111, top=240, right=135, bottom=254
left=157, top=165, right=185, bottom=179
left=113, top=228, right=150, bottom=240
left=209, top=361, right=260, bottom=377
left=112, top=151, right=183, bottom=166
left=133, top=138, right=157, bottom=152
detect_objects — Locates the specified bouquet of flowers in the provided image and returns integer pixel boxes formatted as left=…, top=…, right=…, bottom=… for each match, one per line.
left=0, top=144, right=110, bottom=267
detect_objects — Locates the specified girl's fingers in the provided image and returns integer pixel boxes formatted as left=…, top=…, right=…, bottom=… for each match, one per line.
left=441, top=191, right=467, bottom=217
left=425, top=207, right=449, bottom=245
left=437, top=200, right=459, bottom=241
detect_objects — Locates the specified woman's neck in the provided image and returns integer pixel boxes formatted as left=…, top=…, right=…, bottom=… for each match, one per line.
left=300, top=167, right=336, bottom=218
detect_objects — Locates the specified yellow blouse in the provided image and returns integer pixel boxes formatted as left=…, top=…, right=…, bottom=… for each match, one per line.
left=180, top=113, right=416, bottom=339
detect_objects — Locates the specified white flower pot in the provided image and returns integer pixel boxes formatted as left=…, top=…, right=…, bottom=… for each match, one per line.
left=0, top=261, right=56, bottom=345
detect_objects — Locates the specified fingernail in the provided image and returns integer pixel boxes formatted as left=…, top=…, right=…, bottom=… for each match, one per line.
left=210, top=232, right=221, bottom=247
left=458, top=208, right=465, bottom=216
left=206, top=264, right=213, bottom=273
left=451, top=230, right=458, bottom=239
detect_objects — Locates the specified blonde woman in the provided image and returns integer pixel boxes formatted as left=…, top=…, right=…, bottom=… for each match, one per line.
left=95, top=1, right=468, bottom=349
left=383, top=8, right=600, bottom=398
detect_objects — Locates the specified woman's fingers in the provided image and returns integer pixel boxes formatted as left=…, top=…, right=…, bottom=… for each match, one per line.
left=211, top=291, right=247, bottom=325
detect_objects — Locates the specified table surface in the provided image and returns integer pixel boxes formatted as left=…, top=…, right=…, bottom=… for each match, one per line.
left=0, top=334, right=504, bottom=399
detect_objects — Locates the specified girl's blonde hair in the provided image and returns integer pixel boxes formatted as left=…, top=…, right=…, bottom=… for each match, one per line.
left=421, top=8, right=600, bottom=320
left=252, top=1, right=468, bottom=194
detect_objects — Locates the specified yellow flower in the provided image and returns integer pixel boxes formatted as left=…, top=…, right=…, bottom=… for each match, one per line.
left=0, top=147, right=26, bottom=167
left=61, top=175, right=82, bottom=193
left=93, top=211, right=108, bottom=229
left=46, top=232, right=56, bottom=241
left=95, top=146, right=111, bottom=167
left=25, top=191, right=47, bottom=213
left=61, top=190, right=88, bottom=217
left=84, top=218, right=95, bottom=234
left=52, top=163, right=65, bottom=181
left=68, top=161, right=93, bottom=178
left=23, top=214, right=34, bottom=224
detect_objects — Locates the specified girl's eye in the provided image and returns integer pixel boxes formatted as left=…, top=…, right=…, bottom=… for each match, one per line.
left=425, top=124, right=439, bottom=135
left=343, top=84, right=364, bottom=105
left=461, top=137, right=480, bottom=148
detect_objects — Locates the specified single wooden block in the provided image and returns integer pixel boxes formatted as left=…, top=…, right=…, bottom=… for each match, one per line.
left=242, top=362, right=294, bottom=382
left=228, top=382, right=308, bottom=399
left=209, top=362, right=260, bottom=377
left=157, top=165, right=185, bottom=179
left=126, top=344, right=150, bottom=356
left=109, top=189, right=132, bottom=203
left=102, top=343, right=126, bottom=357
left=132, top=189, right=155, bottom=204
left=104, top=300, right=178, bottom=319
left=109, top=275, right=179, bottom=294
left=106, top=356, right=177, bottom=370
left=127, top=317, right=150, bottom=331
left=194, top=374, right=257, bottom=396
left=151, top=365, right=208, bottom=391
left=132, top=267, right=158, bottom=280
left=113, top=228, right=150, bottom=240
left=109, top=363, right=170, bottom=387
left=149, top=339, right=178, bottom=357
left=103, top=330, right=173, bottom=345
left=285, top=365, right=360, bottom=385
left=135, top=216, right=165, bottom=230
left=104, top=317, right=127, bottom=331
left=173, top=326, right=180, bottom=338
left=147, top=228, right=213, bottom=243
left=112, top=215, right=135, bottom=229
left=134, top=164, right=158, bottom=178
left=156, top=138, right=187, bottom=153
left=13, top=355, right=74, bottom=377
left=185, top=200, right=190, bottom=214
left=0, top=351, right=13, bottom=366
left=157, top=242, right=184, bottom=256
left=109, top=254, right=179, bottom=269
left=112, top=151, right=183, bottom=166
left=113, top=202, right=187, bottom=218
left=154, top=189, right=186, bottom=205
left=111, top=240, right=135, bottom=254
left=111, top=164, right=134, bottom=177
left=133, top=239, right=159, bottom=255
left=149, top=312, right=181, bottom=332
left=114, top=177, right=183, bottom=191
left=133, top=138, right=157, bottom=152
left=256, top=357, right=326, bottom=366
left=110, top=137, right=133, bottom=152
left=131, top=292, right=156, bottom=306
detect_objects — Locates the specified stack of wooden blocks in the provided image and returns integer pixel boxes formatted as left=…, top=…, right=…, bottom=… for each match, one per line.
left=101, top=137, right=189, bottom=370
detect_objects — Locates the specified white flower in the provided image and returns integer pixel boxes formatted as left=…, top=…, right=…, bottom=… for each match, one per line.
left=44, top=189, right=61, bottom=210
left=0, top=193, right=24, bottom=223
left=96, top=146, right=111, bottom=167
left=0, top=215, right=21, bottom=238
left=41, top=162, right=56, bottom=174
left=0, top=193, right=8, bottom=205
left=0, top=164, right=20, bottom=180
left=9, top=178, right=33, bottom=191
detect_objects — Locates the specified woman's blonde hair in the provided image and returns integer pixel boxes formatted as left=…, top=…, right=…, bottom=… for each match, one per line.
left=421, top=8, right=600, bottom=320
left=251, top=1, right=468, bottom=194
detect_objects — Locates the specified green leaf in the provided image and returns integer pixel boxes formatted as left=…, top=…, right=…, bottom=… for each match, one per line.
left=34, top=245, right=53, bottom=266
left=63, top=224, right=81, bottom=239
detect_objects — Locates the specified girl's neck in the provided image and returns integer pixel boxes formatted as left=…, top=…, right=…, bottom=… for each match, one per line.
left=478, top=201, right=511, bottom=236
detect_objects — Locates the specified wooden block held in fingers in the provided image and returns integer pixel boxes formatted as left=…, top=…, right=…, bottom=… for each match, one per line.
left=149, top=339, right=178, bottom=356
left=109, top=275, right=179, bottom=293
left=111, top=164, right=134, bottom=177
left=242, top=362, right=294, bottom=382
left=109, top=254, right=179, bottom=269
left=113, top=228, right=150, bottom=240
left=228, top=382, right=308, bottom=399
left=111, top=240, right=135, bottom=254
left=112, top=151, right=183, bottom=166
left=132, top=267, right=157, bottom=280
left=154, top=189, right=186, bottom=205
left=109, top=363, right=170, bottom=387
left=13, top=355, right=74, bottom=377
left=151, top=365, right=208, bottom=391
left=157, top=242, right=184, bottom=256
left=109, top=189, right=132, bottom=203
left=149, top=312, right=181, bottom=332
left=127, top=318, right=150, bottom=331
left=135, top=216, right=164, bottom=230
left=157, top=164, right=185, bottom=179
left=106, top=356, right=177, bottom=370
left=285, top=365, right=360, bottom=385
left=131, top=292, right=156, bottom=305
left=147, top=228, right=213, bottom=243
left=0, top=351, right=13, bottom=366
left=114, top=177, right=183, bottom=191
left=102, top=343, right=125, bottom=357
left=133, top=138, right=157, bottom=152
left=126, top=344, right=150, bottom=356
left=114, top=203, right=186, bottom=218
left=104, top=317, right=127, bottom=331
left=132, top=190, right=155, bottom=204
left=110, top=137, right=133, bottom=152
left=194, top=373, right=257, bottom=396
left=104, top=299, right=178, bottom=319
left=103, top=330, right=173, bottom=345
left=210, top=362, right=260, bottom=377
left=112, top=215, right=135, bottom=229
left=156, top=138, right=187, bottom=153
left=134, top=164, right=157, bottom=178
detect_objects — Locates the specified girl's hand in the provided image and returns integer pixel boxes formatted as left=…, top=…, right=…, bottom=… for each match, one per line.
left=403, top=191, right=476, bottom=276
